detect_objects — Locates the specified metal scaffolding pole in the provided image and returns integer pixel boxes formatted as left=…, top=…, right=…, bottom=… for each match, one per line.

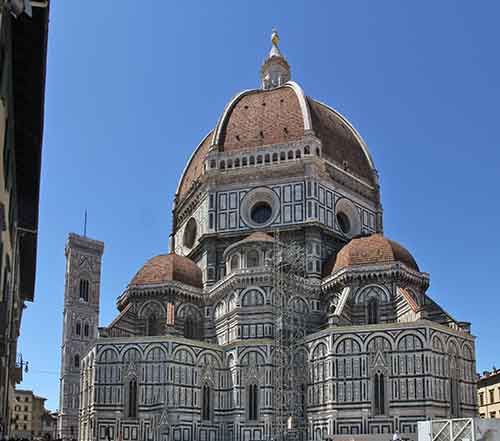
left=270, top=231, right=307, bottom=441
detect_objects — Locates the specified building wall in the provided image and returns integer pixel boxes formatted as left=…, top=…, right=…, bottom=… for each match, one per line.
left=0, top=3, right=49, bottom=437
left=478, top=371, right=500, bottom=418
left=80, top=320, right=475, bottom=441
left=11, top=390, right=34, bottom=438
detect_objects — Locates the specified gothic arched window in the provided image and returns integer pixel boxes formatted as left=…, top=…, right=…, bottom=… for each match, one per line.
left=367, top=298, right=379, bottom=325
left=248, top=384, right=259, bottom=420
left=79, top=279, right=89, bottom=302
left=147, top=314, right=159, bottom=336
left=373, top=372, right=385, bottom=415
left=202, top=384, right=211, bottom=420
left=83, top=323, right=89, bottom=337
left=128, top=378, right=138, bottom=418
left=76, top=321, right=81, bottom=336
left=184, top=316, right=196, bottom=339
left=74, top=354, right=80, bottom=369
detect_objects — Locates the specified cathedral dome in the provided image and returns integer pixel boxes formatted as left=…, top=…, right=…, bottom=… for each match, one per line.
left=129, top=253, right=202, bottom=288
left=331, top=233, right=419, bottom=273
left=176, top=32, right=376, bottom=203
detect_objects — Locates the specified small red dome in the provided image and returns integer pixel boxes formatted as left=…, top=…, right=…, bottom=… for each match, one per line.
left=130, top=253, right=202, bottom=288
left=332, top=234, right=419, bottom=273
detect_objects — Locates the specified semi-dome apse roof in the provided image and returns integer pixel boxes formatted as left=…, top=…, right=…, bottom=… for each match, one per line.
left=331, top=233, right=419, bottom=273
left=130, top=253, right=203, bottom=288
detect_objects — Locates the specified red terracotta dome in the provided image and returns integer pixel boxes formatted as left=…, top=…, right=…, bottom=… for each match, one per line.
left=130, top=253, right=202, bottom=288
left=176, top=83, right=376, bottom=202
left=332, top=234, right=419, bottom=273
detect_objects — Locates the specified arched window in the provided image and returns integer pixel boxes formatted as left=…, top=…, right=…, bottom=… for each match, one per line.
left=76, top=321, right=81, bottom=336
left=242, top=157, right=248, bottom=167
left=202, top=384, right=211, bottom=420
left=79, top=279, right=89, bottom=302
left=315, top=147, right=320, bottom=156
left=184, top=315, right=199, bottom=339
left=128, top=378, right=138, bottom=418
left=280, top=151, right=286, bottom=160
left=83, top=323, right=89, bottom=337
left=295, top=149, right=302, bottom=159
left=287, top=150, right=293, bottom=159
left=230, top=254, right=240, bottom=272
left=247, top=250, right=259, bottom=268
left=147, top=314, right=159, bottom=336
left=373, top=372, right=385, bottom=415
left=242, top=290, right=265, bottom=307
left=249, top=156, right=255, bottom=165
left=367, top=298, right=378, bottom=325
left=272, top=153, right=278, bottom=162
left=304, top=145, right=310, bottom=155
left=74, top=354, right=80, bottom=369
left=248, top=384, right=259, bottom=420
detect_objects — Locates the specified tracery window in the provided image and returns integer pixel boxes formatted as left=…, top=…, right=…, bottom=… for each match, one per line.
left=79, top=279, right=89, bottom=302
left=147, top=314, right=159, bottom=336
left=373, top=372, right=385, bottom=415
left=248, top=384, right=258, bottom=420
left=367, top=298, right=378, bottom=324
left=128, top=378, right=138, bottom=418
left=202, top=384, right=211, bottom=420
left=184, top=315, right=201, bottom=339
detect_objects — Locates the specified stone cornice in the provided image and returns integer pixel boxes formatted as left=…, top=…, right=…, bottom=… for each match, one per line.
left=116, top=282, right=203, bottom=310
left=67, top=233, right=104, bottom=255
left=321, top=262, right=429, bottom=292
left=305, top=318, right=475, bottom=344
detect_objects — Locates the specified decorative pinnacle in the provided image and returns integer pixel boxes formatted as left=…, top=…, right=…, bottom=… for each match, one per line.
left=261, top=28, right=290, bottom=89
left=271, top=28, right=279, bottom=46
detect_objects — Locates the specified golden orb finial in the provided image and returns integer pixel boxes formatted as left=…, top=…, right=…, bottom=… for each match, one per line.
left=271, top=28, right=279, bottom=46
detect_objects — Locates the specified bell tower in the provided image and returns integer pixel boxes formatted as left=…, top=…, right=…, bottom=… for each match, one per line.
left=58, top=233, right=104, bottom=441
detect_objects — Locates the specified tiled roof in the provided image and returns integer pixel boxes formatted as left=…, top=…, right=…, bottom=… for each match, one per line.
left=307, top=99, right=375, bottom=185
left=177, top=132, right=213, bottom=200
left=130, top=253, right=202, bottom=288
left=333, top=234, right=419, bottom=272
left=219, top=87, right=304, bottom=150
left=176, top=82, right=377, bottom=202
left=238, top=232, right=275, bottom=244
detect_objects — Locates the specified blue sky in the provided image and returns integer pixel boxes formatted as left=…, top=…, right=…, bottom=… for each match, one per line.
left=19, top=1, right=500, bottom=410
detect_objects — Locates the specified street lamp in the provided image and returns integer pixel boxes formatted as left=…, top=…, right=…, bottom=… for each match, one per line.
left=16, top=353, right=29, bottom=373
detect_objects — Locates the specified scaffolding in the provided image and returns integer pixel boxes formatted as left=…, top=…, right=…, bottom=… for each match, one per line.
left=270, top=231, right=308, bottom=441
